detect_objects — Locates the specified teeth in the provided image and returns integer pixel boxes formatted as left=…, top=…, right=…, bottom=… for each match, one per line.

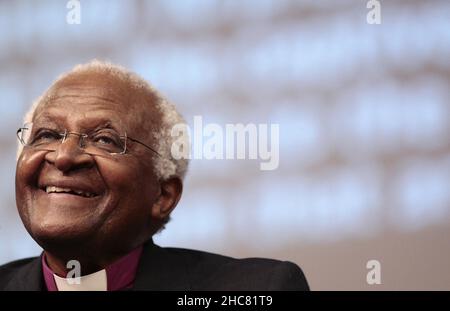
left=45, top=186, right=94, bottom=198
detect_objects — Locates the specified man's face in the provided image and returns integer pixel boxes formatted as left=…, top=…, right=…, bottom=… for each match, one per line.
left=15, top=72, right=161, bottom=255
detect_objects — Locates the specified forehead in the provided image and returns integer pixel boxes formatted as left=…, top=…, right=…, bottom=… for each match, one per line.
left=33, top=74, right=153, bottom=134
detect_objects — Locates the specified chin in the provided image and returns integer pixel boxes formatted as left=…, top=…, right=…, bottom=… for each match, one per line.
left=26, top=215, right=98, bottom=252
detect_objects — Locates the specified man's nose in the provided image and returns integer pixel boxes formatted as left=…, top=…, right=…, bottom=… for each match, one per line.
left=45, top=135, right=95, bottom=172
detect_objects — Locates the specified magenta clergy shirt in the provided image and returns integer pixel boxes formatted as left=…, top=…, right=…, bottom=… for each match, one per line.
left=42, top=245, right=143, bottom=291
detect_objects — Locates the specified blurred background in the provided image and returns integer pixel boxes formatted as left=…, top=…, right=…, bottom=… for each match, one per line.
left=0, top=0, right=449, bottom=290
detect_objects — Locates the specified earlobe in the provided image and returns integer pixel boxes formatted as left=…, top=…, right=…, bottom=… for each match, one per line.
left=151, top=177, right=183, bottom=220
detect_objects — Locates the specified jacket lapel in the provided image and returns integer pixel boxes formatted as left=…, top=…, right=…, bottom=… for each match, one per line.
left=132, top=240, right=191, bottom=290
left=4, top=255, right=45, bottom=291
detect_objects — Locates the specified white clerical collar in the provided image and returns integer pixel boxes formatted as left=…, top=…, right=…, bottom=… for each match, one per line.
left=53, top=269, right=107, bottom=291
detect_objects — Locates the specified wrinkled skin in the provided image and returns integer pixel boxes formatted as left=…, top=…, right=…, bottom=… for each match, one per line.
left=15, top=71, right=182, bottom=276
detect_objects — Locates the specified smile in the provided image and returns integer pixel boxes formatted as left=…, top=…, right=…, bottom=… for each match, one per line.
left=44, top=186, right=97, bottom=198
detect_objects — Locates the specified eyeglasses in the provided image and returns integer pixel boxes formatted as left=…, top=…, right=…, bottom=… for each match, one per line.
left=16, top=123, right=161, bottom=157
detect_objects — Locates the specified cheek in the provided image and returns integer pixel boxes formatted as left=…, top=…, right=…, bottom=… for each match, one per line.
left=15, top=151, right=47, bottom=223
left=96, top=157, right=158, bottom=204
left=16, top=151, right=47, bottom=183
left=95, top=158, right=160, bottom=238
left=16, top=151, right=47, bottom=201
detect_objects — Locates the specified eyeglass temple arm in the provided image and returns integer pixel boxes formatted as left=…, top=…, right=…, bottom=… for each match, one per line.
left=126, top=136, right=161, bottom=157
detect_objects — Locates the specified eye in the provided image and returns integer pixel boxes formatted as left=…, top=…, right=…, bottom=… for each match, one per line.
left=31, top=129, right=61, bottom=145
left=91, top=131, right=121, bottom=146
left=94, top=135, right=117, bottom=145
left=89, top=129, right=125, bottom=153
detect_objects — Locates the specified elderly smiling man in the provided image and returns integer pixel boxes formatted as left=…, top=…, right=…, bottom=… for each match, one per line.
left=0, top=60, right=309, bottom=291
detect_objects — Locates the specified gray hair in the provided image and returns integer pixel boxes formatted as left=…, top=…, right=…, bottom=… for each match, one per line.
left=18, top=60, right=189, bottom=181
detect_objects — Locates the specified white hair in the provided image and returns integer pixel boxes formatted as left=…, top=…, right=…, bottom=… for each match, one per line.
left=19, top=60, right=189, bottom=181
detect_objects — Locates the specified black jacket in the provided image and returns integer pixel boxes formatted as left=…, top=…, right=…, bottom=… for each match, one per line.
left=0, top=240, right=309, bottom=291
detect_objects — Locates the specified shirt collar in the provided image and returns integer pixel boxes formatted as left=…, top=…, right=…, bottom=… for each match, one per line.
left=42, top=245, right=143, bottom=291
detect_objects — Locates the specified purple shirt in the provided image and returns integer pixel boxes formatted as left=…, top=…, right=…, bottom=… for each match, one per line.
left=42, top=246, right=143, bottom=291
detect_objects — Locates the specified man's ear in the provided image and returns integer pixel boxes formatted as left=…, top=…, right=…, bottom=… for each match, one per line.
left=151, top=177, right=183, bottom=220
